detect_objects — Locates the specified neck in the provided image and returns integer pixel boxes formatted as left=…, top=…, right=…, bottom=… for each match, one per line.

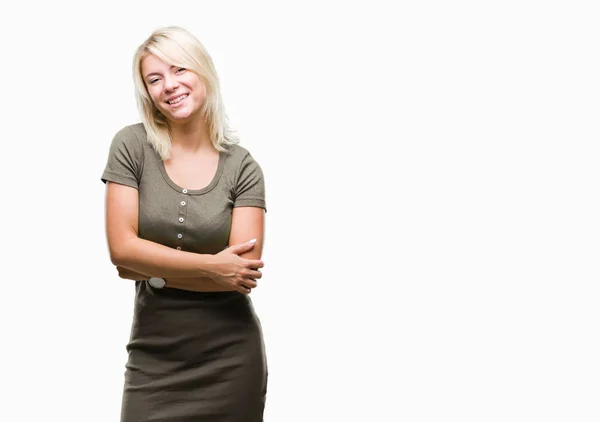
left=168, top=115, right=213, bottom=153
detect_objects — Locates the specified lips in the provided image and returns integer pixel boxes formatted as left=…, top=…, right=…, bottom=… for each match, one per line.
left=165, top=93, right=189, bottom=105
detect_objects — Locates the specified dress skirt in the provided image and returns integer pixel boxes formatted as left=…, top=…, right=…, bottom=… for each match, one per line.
left=120, top=281, right=268, bottom=422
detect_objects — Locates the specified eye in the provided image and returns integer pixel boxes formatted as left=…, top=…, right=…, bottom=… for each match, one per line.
left=148, top=78, right=159, bottom=84
left=176, top=67, right=186, bottom=73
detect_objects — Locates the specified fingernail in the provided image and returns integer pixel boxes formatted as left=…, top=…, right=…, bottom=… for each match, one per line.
left=248, top=239, right=257, bottom=244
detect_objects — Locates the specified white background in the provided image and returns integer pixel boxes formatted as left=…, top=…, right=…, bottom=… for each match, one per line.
left=1, top=1, right=599, bottom=421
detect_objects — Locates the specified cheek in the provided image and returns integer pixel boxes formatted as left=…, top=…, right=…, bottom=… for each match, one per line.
left=188, top=77, right=206, bottom=96
left=146, top=87, right=163, bottom=105
left=194, top=84, right=207, bottom=103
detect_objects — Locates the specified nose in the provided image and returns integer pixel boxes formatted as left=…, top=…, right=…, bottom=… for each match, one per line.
left=164, top=76, right=179, bottom=92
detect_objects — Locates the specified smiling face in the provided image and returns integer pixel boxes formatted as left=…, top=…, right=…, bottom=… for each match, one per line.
left=141, top=54, right=207, bottom=124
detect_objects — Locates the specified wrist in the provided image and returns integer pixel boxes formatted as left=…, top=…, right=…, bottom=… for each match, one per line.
left=198, top=254, right=219, bottom=279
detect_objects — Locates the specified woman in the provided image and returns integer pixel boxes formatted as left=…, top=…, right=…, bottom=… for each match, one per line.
left=101, top=26, right=268, bottom=421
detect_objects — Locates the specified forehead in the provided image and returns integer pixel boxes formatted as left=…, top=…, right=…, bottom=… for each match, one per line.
left=141, top=54, right=172, bottom=75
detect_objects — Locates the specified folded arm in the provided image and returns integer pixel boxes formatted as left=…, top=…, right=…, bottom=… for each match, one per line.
left=106, top=182, right=264, bottom=292
left=105, top=182, right=218, bottom=279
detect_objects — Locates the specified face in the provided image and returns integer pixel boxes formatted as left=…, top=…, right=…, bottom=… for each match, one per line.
left=141, top=54, right=207, bottom=123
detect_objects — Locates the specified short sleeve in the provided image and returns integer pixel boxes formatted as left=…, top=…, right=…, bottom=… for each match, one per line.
left=100, top=126, right=144, bottom=189
left=234, top=152, right=267, bottom=211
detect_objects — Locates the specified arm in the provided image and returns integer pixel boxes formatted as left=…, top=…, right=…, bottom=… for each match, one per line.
left=114, top=207, right=265, bottom=292
left=115, top=266, right=228, bottom=291
left=105, top=182, right=261, bottom=292
left=165, top=206, right=265, bottom=291
left=105, top=181, right=218, bottom=278
left=228, top=206, right=265, bottom=260
left=101, top=127, right=260, bottom=292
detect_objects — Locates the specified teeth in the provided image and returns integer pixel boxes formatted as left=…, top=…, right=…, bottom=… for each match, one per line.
left=168, top=94, right=188, bottom=104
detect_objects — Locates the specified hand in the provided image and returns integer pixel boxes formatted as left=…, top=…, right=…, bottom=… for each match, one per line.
left=116, top=266, right=149, bottom=281
left=211, top=239, right=264, bottom=295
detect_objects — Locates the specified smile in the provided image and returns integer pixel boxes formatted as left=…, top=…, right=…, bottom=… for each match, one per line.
left=166, top=94, right=189, bottom=105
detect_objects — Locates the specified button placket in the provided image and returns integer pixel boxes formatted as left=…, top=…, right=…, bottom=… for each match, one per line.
left=176, top=189, right=189, bottom=250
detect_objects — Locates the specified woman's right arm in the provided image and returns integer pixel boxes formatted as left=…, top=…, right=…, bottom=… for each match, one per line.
left=105, top=182, right=263, bottom=285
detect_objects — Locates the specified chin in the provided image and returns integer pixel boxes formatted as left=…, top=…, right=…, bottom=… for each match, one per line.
left=170, top=112, right=192, bottom=119
left=164, top=106, right=190, bottom=117
left=168, top=111, right=199, bottom=124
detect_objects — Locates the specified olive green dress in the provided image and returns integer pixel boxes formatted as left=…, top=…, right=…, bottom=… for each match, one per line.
left=101, top=123, right=268, bottom=421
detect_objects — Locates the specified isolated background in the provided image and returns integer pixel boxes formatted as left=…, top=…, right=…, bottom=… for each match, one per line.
left=1, top=1, right=599, bottom=421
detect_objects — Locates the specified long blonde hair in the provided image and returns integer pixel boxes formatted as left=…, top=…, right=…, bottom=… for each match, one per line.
left=132, top=26, right=239, bottom=160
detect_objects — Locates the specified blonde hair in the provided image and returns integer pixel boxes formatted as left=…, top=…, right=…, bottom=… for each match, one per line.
left=132, top=26, right=239, bottom=160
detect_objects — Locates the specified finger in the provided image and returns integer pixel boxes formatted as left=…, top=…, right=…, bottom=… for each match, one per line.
left=243, top=279, right=258, bottom=289
left=247, top=269, right=262, bottom=280
left=227, top=239, right=257, bottom=255
left=236, top=284, right=252, bottom=295
left=246, top=259, right=264, bottom=269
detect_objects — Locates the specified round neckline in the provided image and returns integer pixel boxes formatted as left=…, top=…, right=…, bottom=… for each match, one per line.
left=157, top=150, right=226, bottom=195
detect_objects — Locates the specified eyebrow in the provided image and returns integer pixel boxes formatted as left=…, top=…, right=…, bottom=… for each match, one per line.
left=144, top=65, right=176, bottom=79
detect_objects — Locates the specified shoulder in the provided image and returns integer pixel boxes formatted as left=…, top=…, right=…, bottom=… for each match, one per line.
left=112, top=122, right=146, bottom=145
left=106, top=123, right=147, bottom=168
left=224, top=144, right=264, bottom=176
left=223, top=143, right=251, bottom=160
left=223, top=143, right=261, bottom=168
left=108, top=123, right=148, bottom=160
left=102, top=123, right=146, bottom=186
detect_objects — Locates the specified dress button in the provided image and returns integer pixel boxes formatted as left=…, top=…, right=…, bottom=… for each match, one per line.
left=181, top=201, right=186, bottom=206
left=182, top=189, right=188, bottom=194
left=176, top=246, right=182, bottom=250
left=179, top=217, right=184, bottom=223
left=177, top=233, right=183, bottom=239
